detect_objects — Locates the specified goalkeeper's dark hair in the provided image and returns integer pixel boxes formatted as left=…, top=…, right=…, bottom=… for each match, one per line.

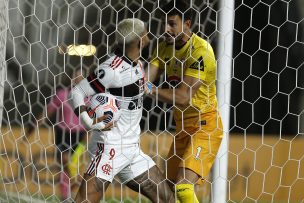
left=161, top=0, right=193, bottom=22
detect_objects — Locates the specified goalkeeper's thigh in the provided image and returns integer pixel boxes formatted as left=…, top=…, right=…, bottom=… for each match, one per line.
left=67, top=142, right=86, bottom=177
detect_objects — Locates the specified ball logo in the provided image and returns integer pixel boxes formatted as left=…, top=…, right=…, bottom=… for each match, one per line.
left=87, top=105, right=100, bottom=118
left=103, top=98, right=118, bottom=112
left=95, top=95, right=108, bottom=105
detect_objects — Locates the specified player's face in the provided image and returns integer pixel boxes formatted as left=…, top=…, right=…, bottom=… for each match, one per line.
left=162, top=15, right=189, bottom=45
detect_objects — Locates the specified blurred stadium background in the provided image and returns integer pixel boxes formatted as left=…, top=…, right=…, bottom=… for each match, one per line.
left=0, top=0, right=304, bottom=202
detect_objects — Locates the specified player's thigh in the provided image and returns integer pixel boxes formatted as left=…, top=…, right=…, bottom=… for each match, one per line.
left=121, top=150, right=174, bottom=202
left=75, top=173, right=110, bottom=203
left=118, top=148, right=155, bottom=183
left=126, top=165, right=174, bottom=203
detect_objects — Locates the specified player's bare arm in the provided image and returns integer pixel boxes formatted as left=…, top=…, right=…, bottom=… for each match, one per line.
left=146, top=63, right=164, bottom=83
left=150, top=74, right=202, bottom=108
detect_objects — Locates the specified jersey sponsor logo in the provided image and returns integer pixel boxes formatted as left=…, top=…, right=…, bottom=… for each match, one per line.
left=119, top=66, right=130, bottom=73
left=189, top=56, right=205, bottom=71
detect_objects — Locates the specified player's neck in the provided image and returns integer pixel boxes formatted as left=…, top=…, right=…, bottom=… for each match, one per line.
left=114, top=47, right=140, bottom=66
left=175, top=32, right=192, bottom=49
left=125, top=48, right=140, bottom=64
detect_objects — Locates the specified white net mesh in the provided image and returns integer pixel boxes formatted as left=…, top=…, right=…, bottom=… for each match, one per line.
left=1, top=0, right=304, bottom=202
left=0, top=0, right=8, bottom=131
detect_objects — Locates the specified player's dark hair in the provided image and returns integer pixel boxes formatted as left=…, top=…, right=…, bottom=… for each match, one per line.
left=161, top=0, right=193, bottom=22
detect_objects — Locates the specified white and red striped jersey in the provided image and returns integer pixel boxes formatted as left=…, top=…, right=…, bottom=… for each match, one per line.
left=72, top=49, right=146, bottom=145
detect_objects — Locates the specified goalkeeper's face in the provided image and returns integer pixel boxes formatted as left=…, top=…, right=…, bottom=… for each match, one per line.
left=162, top=15, right=190, bottom=45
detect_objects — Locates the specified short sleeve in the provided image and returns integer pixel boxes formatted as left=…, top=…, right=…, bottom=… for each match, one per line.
left=184, top=45, right=216, bottom=82
left=98, top=65, right=119, bottom=88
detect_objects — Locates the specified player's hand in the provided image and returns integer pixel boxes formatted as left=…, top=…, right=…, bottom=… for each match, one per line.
left=80, top=112, right=115, bottom=131
left=101, top=121, right=116, bottom=131
left=92, top=114, right=116, bottom=131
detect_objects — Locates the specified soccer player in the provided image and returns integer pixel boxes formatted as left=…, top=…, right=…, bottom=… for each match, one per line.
left=146, top=1, right=224, bottom=202
left=71, top=18, right=174, bottom=203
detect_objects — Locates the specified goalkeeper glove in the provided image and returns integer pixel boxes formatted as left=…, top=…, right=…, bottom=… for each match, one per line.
left=145, top=82, right=154, bottom=95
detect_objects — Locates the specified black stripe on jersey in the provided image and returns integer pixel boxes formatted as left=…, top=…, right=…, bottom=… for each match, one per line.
left=109, top=79, right=143, bottom=97
left=87, top=72, right=105, bottom=93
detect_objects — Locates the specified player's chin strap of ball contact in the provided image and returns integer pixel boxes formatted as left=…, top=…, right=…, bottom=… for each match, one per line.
left=80, top=111, right=105, bottom=130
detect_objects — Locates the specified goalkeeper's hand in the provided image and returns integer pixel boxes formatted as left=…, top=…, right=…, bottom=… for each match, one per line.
left=145, top=82, right=154, bottom=95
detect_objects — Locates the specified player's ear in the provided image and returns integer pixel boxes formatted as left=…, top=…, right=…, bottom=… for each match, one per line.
left=184, top=19, right=191, bottom=30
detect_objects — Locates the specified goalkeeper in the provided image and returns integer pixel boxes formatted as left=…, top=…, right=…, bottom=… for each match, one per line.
left=146, top=0, right=224, bottom=202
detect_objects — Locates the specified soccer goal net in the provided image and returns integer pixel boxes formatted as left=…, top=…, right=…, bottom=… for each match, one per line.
left=1, top=0, right=304, bottom=202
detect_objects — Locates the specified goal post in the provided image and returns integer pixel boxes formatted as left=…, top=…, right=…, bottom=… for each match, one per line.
left=0, top=0, right=8, bottom=130
left=213, top=0, right=235, bottom=202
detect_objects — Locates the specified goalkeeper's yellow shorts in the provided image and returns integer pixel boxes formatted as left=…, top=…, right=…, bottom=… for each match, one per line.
left=167, top=111, right=223, bottom=185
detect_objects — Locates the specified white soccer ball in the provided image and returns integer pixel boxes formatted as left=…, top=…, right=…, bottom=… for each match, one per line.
left=87, top=93, right=121, bottom=125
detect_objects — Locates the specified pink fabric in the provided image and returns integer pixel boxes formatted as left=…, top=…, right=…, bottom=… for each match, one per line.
left=47, top=88, right=85, bottom=133
left=60, top=170, right=70, bottom=200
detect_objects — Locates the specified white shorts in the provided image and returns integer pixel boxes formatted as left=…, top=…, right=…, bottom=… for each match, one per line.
left=85, top=142, right=155, bottom=183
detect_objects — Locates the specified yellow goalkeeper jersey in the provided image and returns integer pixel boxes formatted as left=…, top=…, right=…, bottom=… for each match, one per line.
left=150, top=33, right=218, bottom=123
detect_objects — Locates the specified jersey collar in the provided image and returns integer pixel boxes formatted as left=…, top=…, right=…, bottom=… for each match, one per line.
left=175, top=33, right=194, bottom=50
